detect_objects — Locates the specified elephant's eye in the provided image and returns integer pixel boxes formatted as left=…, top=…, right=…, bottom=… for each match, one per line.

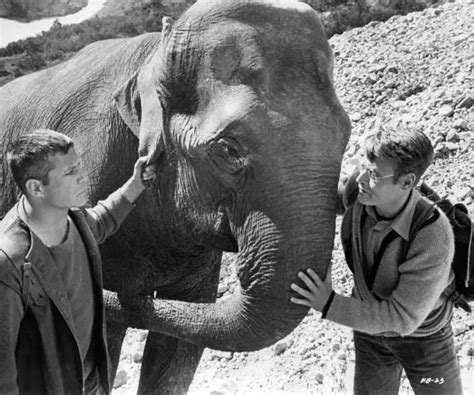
left=209, top=136, right=247, bottom=175
left=217, top=137, right=240, bottom=158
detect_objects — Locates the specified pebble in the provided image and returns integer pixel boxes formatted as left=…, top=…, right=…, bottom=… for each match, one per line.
left=315, top=373, right=324, bottom=384
left=446, top=129, right=460, bottom=142
left=274, top=339, right=293, bottom=356
left=113, top=370, right=128, bottom=389
left=350, top=112, right=362, bottom=122
left=452, top=119, right=468, bottom=129
left=457, top=94, right=473, bottom=109
left=439, top=105, right=454, bottom=117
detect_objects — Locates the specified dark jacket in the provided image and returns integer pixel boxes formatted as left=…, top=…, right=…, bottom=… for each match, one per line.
left=0, top=191, right=134, bottom=395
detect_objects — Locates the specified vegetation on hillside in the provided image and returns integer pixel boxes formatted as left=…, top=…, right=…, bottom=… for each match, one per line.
left=0, top=2, right=184, bottom=83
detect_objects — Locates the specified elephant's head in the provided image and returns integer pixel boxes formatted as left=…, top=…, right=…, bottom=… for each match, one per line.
left=112, top=0, right=350, bottom=351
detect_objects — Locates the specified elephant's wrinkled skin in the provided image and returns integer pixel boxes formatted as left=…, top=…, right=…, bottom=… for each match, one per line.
left=0, top=0, right=350, bottom=393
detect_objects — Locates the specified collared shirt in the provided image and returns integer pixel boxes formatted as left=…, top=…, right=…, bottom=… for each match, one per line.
left=362, top=190, right=420, bottom=279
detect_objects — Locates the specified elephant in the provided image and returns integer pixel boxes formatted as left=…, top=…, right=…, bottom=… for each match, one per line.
left=0, top=0, right=351, bottom=393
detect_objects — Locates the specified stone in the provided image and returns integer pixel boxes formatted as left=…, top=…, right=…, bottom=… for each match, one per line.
left=315, top=373, right=324, bottom=384
left=274, top=339, right=293, bottom=356
left=456, top=94, right=473, bottom=109
left=364, top=73, right=378, bottom=84
left=445, top=142, right=459, bottom=151
left=210, top=380, right=238, bottom=395
left=446, top=129, right=460, bottom=142
left=113, top=370, right=128, bottom=389
left=133, top=352, right=143, bottom=363
left=452, top=119, right=468, bottom=129
left=337, top=352, right=347, bottom=360
left=439, top=105, right=454, bottom=117
left=351, top=112, right=362, bottom=122
left=217, top=283, right=229, bottom=294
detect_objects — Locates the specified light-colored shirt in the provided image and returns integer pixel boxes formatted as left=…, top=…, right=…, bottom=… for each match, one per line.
left=362, top=191, right=416, bottom=280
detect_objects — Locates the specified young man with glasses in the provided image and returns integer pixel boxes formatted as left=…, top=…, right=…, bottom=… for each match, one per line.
left=290, top=126, right=463, bottom=394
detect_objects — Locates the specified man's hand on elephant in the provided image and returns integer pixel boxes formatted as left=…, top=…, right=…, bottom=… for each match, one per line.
left=133, top=156, right=156, bottom=184
left=290, top=266, right=334, bottom=313
left=133, top=156, right=157, bottom=185
left=120, top=156, right=157, bottom=203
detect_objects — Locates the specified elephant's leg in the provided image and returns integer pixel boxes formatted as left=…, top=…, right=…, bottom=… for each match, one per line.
left=138, top=332, right=203, bottom=395
left=138, top=253, right=222, bottom=394
left=106, top=320, right=128, bottom=384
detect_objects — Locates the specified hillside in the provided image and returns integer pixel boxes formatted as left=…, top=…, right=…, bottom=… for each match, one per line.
left=0, top=0, right=447, bottom=86
left=111, top=1, right=473, bottom=394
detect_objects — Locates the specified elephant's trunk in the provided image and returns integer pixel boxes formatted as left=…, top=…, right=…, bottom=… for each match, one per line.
left=105, top=172, right=339, bottom=351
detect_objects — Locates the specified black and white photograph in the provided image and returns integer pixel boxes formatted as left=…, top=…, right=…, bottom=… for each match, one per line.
left=0, top=0, right=473, bottom=394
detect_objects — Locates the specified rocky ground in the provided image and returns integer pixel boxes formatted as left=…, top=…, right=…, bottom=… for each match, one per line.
left=112, top=1, right=474, bottom=394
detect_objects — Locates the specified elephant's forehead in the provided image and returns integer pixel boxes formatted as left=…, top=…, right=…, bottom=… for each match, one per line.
left=198, top=23, right=264, bottom=79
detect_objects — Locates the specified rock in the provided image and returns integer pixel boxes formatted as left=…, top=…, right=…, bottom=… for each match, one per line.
left=439, top=105, right=454, bottom=117
left=445, top=142, right=459, bottom=151
left=446, top=129, right=460, bottom=142
left=217, top=283, right=229, bottom=294
left=458, top=132, right=472, bottom=141
left=336, top=352, right=347, bottom=361
left=274, top=339, right=293, bottom=356
left=452, top=119, right=468, bottom=129
left=364, top=73, right=378, bottom=84
left=315, top=373, right=324, bottom=384
left=133, top=352, right=143, bottom=363
left=209, top=379, right=238, bottom=395
left=113, top=370, right=128, bottom=389
left=456, top=94, right=474, bottom=109
left=351, top=112, right=362, bottom=122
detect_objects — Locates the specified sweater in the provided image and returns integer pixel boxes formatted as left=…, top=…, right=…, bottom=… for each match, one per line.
left=327, top=189, right=455, bottom=337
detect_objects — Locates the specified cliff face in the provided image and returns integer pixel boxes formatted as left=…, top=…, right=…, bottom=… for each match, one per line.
left=0, top=0, right=87, bottom=21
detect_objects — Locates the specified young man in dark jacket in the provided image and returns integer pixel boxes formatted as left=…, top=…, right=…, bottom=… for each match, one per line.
left=290, top=126, right=463, bottom=394
left=0, top=129, right=156, bottom=394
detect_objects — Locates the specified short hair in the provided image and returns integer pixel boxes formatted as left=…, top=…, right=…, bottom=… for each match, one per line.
left=363, top=125, right=434, bottom=183
left=7, top=129, right=74, bottom=194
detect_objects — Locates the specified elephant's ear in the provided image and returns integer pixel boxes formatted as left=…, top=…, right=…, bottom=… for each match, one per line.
left=114, top=17, right=174, bottom=160
left=114, top=71, right=167, bottom=162
left=114, top=72, right=141, bottom=137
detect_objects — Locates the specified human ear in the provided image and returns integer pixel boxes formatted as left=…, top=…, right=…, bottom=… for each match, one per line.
left=400, top=173, right=416, bottom=190
left=24, top=179, right=44, bottom=198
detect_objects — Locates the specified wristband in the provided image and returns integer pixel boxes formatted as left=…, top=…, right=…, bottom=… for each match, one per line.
left=321, top=290, right=336, bottom=319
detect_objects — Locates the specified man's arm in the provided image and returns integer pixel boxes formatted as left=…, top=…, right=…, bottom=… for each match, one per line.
left=292, top=213, right=454, bottom=336
left=82, top=157, right=156, bottom=244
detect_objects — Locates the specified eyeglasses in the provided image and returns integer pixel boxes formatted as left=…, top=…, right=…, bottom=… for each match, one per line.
left=358, top=162, right=395, bottom=182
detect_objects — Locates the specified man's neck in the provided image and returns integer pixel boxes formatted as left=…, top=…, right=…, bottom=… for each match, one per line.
left=375, top=190, right=412, bottom=220
left=21, top=196, right=69, bottom=246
